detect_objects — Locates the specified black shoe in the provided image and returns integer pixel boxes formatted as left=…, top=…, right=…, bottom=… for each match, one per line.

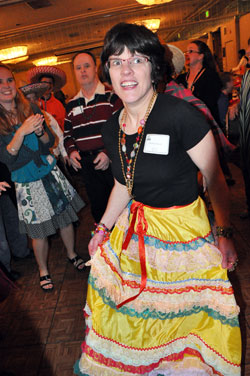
left=8, top=270, right=21, bottom=281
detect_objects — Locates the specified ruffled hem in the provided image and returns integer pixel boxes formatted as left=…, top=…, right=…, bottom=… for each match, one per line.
left=77, top=349, right=237, bottom=375
left=89, top=241, right=240, bottom=319
left=74, top=360, right=88, bottom=376
left=19, top=194, right=85, bottom=238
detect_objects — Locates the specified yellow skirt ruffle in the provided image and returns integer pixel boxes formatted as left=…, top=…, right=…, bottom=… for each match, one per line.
left=77, top=197, right=241, bottom=376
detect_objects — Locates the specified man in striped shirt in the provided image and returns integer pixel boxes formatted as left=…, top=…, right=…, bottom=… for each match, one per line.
left=64, top=50, right=121, bottom=222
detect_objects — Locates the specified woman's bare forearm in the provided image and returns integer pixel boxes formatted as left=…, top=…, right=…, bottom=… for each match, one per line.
left=100, top=179, right=131, bottom=229
left=6, top=128, right=25, bottom=155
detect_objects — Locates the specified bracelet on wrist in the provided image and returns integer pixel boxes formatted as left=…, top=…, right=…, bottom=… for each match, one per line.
left=216, top=226, right=233, bottom=239
left=36, top=130, right=45, bottom=138
left=91, top=222, right=110, bottom=237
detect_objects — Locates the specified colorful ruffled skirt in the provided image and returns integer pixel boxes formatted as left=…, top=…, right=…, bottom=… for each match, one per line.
left=15, top=165, right=85, bottom=239
left=75, top=197, right=241, bottom=375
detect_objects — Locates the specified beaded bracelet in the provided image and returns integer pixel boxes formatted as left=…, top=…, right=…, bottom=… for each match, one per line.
left=91, top=222, right=110, bottom=237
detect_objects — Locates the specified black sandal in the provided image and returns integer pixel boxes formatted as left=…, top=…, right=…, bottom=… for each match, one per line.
left=68, top=255, right=85, bottom=271
left=40, top=274, right=54, bottom=292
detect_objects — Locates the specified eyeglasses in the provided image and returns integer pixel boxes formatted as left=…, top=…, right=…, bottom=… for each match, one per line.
left=185, top=50, right=201, bottom=55
left=107, top=55, right=150, bottom=69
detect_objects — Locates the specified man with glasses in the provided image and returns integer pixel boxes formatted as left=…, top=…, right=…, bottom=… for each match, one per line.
left=64, top=50, right=122, bottom=223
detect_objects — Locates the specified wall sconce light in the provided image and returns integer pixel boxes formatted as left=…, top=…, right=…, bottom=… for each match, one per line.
left=0, top=46, right=28, bottom=62
left=33, top=56, right=58, bottom=66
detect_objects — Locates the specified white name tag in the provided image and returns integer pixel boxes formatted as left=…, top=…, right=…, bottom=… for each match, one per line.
left=72, top=107, right=82, bottom=116
left=143, top=134, right=170, bottom=155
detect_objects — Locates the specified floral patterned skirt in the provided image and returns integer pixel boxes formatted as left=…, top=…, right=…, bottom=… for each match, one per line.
left=15, top=165, right=85, bottom=239
left=75, top=197, right=241, bottom=376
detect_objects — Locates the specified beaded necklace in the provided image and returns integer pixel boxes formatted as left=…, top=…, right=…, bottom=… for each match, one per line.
left=118, top=91, right=157, bottom=197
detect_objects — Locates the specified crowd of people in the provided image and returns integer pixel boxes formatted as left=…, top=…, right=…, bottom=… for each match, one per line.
left=0, top=22, right=249, bottom=375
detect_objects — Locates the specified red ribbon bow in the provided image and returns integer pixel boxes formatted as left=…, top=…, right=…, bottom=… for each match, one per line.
left=116, top=202, right=148, bottom=309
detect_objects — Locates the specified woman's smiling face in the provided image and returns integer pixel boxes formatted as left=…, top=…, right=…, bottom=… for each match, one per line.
left=108, top=46, right=154, bottom=107
left=0, top=67, right=16, bottom=108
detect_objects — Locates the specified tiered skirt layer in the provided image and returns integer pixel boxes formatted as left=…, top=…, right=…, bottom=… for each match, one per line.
left=77, top=197, right=241, bottom=376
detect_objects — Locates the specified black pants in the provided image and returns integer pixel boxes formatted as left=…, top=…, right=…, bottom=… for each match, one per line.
left=79, top=152, right=114, bottom=223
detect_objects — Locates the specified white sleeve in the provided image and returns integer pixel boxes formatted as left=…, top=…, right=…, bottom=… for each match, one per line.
left=231, top=57, right=247, bottom=72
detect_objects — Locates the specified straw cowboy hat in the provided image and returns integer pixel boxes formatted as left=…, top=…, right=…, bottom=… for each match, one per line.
left=19, top=82, right=50, bottom=98
left=28, top=65, right=67, bottom=91
left=157, top=34, right=185, bottom=75
left=167, top=44, right=185, bottom=75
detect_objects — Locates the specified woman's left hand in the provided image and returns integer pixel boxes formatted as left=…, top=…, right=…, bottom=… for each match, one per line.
left=218, top=237, right=238, bottom=271
left=88, top=233, right=105, bottom=258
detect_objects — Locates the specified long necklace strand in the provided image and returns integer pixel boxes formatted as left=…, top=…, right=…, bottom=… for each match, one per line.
left=118, top=91, right=157, bottom=197
left=187, top=67, right=205, bottom=92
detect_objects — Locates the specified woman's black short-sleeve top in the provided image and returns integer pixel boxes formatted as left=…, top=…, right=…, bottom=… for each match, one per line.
left=102, top=93, right=210, bottom=208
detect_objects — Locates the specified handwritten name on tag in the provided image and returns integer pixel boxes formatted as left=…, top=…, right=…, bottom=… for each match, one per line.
left=143, top=134, right=170, bottom=155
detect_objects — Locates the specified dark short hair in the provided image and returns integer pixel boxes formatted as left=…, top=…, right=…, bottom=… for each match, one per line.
left=192, top=40, right=217, bottom=71
left=220, top=71, right=233, bottom=90
left=72, top=50, right=96, bottom=65
left=101, top=22, right=166, bottom=88
left=39, top=74, right=55, bottom=86
left=238, top=49, right=246, bottom=58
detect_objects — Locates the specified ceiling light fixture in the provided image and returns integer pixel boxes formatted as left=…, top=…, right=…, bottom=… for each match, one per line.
left=55, top=58, right=72, bottom=65
left=136, top=0, right=173, bottom=5
left=33, top=56, right=58, bottom=66
left=135, top=19, right=161, bottom=32
left=0, top=45, right=28, bottom=62
left=2, top=56, right=29, bottom=64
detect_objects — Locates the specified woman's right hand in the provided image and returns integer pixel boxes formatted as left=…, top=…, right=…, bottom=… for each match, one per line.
left=0, top=181, right=10, bottom=195
left=218, top=237, right=238, bottom=270
left=19, top=114, right=44, bottom=136
left=69, top=150, right=82, bottom=171
left=88, top=233, right=105, bottom=258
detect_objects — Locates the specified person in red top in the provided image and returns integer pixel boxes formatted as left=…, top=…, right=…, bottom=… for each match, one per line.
left=28, top=66, right=66, bottom=131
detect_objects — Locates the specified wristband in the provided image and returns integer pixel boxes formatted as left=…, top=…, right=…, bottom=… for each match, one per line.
left=36, top=130, right=45, bottom=138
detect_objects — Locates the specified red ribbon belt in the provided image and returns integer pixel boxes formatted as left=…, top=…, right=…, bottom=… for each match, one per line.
left=116, top=201, right=148, bottom=309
